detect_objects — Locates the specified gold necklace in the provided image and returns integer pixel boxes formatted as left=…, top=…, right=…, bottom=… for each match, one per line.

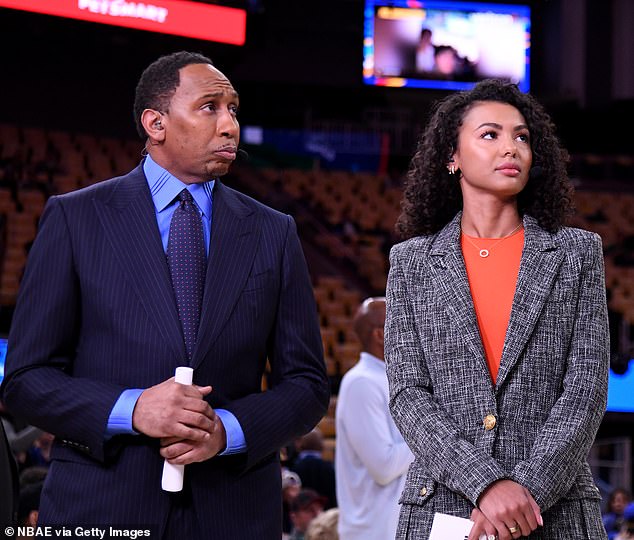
left=461, top=222, right=523, bottom=258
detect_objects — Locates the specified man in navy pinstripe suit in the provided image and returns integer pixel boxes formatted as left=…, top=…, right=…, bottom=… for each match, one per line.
left=0, top=52, right=329, bottom=539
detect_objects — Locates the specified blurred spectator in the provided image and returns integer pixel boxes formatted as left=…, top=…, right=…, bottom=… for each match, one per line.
left=415, top=28, right=435, bottom=72
left=15, top=467, right=47, bottom=539
left=17, top=481, right=43, bottom=530
left=306, top=508, right=339, bottom=540
left=400, top=27, right=435, bottom=76
left=283, top=469, right=303, bottom=536
left=605, top=489, right=632, bottom=539
left=21, top=431, right=53, bottom=470
left=289, top=489, right=328, bottom=540
left=434, top=45, right=459, bottom=76
left=335, top=297, right=413, bottom=540
left=615, top=503, right=634, bottom=540
left=19, top=466, right=48, bottom=489
left=291, top=428, right=337, bottom=508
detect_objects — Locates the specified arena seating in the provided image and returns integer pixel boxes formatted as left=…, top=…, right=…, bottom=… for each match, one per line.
left=2, top=123, right=634, bottom=460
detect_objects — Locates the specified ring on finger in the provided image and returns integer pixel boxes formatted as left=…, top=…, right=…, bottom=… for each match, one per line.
left=508, top=525, right=519, bottom=534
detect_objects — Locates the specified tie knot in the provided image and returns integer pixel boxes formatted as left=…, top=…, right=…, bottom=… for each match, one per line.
left=178, top=189, right=193, bottom=204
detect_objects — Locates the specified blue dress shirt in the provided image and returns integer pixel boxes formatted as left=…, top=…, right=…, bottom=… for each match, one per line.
left=106, top=155, right=246, bottom=455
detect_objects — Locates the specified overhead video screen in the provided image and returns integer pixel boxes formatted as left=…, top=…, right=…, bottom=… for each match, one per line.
left=363, top=0, right=531, bottom=91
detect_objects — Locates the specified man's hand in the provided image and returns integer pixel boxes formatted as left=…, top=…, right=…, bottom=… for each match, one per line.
left=132, top=377, right=214, bottom=441
left=476, top=479, right=542, bottom=540
left=160, top=415, right=227, bottom=464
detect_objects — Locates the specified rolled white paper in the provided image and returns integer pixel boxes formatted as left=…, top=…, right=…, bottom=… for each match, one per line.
left=161, top=367, right=194, bottom=492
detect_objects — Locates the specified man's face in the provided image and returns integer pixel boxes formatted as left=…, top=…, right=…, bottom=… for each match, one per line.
left=613, top=492, right=629, bottom=514
left=283, top=485, right=301, bottom=502
left=156, top=63, right=240, bottom=184
left=435, top=49, right=457, bottom=74
left=290, top=503, right=323, bottom=532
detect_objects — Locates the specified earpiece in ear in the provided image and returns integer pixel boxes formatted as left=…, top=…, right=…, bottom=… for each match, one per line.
left=154, top=120, right=162, bottom=129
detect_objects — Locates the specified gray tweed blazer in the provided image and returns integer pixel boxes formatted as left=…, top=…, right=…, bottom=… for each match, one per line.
left=385, top=213, right=609, bottom=540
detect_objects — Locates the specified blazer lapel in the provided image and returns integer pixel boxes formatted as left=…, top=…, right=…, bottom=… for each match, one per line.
left=495, top=215, right=564, bottom=388
left=93, top=165, right=186, bottom=362
left=191, top=181, right=261, bottom=369
left=429, top=213, right=490, bottom=379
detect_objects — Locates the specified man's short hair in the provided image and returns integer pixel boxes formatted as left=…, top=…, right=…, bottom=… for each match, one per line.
left=133, top=51, right=213, bottom=139
left=290, top=489, right=328, bottom=513
left=18, top=481, right=43, bottom=523
left=282, top=469, right=302, bottom=491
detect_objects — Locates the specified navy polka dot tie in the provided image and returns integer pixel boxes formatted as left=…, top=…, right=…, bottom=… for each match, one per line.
left=167, top=189, right=206, bottom=361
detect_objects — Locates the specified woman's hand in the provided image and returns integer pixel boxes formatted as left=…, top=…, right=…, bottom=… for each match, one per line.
left=468, top=508, right=497, bottom=540
left=476, top=479, right=543, bottom=540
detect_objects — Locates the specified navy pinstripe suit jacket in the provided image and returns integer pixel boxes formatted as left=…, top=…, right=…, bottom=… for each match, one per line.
left=1, top=164, right=329, bottom=538
left=385, top=213, right=609, bottom=539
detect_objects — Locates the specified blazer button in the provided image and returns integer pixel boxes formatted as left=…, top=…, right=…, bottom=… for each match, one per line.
left=420, top=487, right=428, bottom=496
left=483, top=414, right=497, bottom=430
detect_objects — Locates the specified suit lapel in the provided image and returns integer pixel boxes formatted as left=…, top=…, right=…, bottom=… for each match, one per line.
left=496, top=215, right=563, bottom=388
left=191, top=181, right=261, bottom=369
left=429, top=214, right=489, bottom=379
left=93, top=165, right=186, bottom=362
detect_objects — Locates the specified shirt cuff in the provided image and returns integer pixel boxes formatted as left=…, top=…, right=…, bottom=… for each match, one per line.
left=215, top=409, right=246, bottom=455
left=105, top=389, right=144, bottom=439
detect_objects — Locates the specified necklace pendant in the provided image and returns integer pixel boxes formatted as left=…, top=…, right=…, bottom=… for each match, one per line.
left=479, top=249, right=490, bottom=258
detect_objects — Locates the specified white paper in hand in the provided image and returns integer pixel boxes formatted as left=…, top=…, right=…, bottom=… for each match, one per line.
left=161, top=367, right=194, bottom=492
left=429, top=512, right=474, bottom=540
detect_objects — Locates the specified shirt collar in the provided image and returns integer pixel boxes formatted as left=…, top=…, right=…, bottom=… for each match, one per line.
left=143, top=154, right=214, bottom=218
left=359, top=351, right=385, bottom=371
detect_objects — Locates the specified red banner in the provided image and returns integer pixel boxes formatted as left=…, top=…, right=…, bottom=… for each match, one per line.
left=0, top=0, right=246, bottom=45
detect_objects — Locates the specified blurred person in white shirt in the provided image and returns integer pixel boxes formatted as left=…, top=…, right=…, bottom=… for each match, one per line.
left=335, top=297, right=414, bottom=539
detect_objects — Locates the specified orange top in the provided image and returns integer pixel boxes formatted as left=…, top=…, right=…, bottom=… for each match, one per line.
left=461, top=228, right=524, bottom=383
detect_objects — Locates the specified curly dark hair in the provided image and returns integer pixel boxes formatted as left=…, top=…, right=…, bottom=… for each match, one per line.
left=133, top=51, right=213, bottom=139
left=397, top=79, right=574, bottom=239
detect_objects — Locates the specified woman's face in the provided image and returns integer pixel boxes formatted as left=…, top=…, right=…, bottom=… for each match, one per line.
left=452, top=100, right=532, bottom=202
left=612, top=491, right=629, bottom=514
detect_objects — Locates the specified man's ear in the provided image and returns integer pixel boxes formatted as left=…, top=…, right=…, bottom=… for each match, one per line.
left=141, top=109, right=165, bottom=143
left=373, top=326, right=384, bottom=346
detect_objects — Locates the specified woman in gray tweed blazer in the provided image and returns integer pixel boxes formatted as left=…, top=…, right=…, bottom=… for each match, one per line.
left=385, top=80, right=609, bottom=540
